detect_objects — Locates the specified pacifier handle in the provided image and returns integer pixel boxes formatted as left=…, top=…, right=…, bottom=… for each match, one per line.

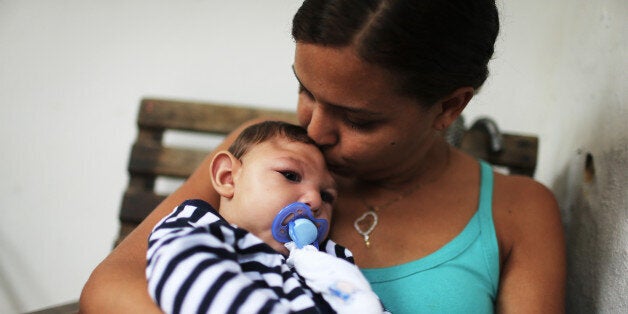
left=288, top=219, right=318, bottom=249
left=271, top=202, right=328, bottom=249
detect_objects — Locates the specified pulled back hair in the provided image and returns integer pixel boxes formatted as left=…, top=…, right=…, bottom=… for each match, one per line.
left=292, top=0, right=499, bottom=105
left=228, top=121, right=316, bottom=159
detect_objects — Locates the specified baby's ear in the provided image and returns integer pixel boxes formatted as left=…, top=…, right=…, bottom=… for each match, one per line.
left=210, top=151, right=239, bottom=199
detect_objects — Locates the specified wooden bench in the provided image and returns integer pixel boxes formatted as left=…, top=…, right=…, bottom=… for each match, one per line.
left=116, top=97, right=538, bottom=246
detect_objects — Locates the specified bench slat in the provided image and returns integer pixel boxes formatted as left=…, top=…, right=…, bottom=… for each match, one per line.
left=139, top=98, right=298, bottom=133
left=119, top=190, right=167, bottom=224
left=128, top=143, right=210, bottom=178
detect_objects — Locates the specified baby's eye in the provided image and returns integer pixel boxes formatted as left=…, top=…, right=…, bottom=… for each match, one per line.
left=321, top=191, right=336, bottom=204
left=280, top=170, right=301, bottom=182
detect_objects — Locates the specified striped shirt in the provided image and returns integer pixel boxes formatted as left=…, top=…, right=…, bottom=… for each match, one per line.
left=146, top=199, right=355, bottom=314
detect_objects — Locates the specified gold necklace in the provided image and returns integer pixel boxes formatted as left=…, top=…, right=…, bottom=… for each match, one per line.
left=353, top=182, right=423, bottom=248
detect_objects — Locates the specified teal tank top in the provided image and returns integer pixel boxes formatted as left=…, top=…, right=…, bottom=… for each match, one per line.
left=361, top=161, right=500, bottom=313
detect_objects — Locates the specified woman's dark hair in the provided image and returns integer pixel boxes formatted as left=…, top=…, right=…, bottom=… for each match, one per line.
left=228, top=121, right=316, bottom=159
left=292, top=0, right=499, bottom=106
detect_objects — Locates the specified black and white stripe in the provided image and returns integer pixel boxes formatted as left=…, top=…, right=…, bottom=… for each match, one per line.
left=147, top=199, right=352, bottom=314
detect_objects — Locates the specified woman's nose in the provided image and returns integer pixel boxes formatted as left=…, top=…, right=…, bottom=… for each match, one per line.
left=305, top=104, right=337, bottom=147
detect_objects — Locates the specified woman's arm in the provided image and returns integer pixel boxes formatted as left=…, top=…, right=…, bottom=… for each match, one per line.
left=79, top=119, right=266, bottom=313
left=494, top=175, right=567, bottom=313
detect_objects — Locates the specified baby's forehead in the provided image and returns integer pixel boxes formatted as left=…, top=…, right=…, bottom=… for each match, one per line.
left=255, top=136, right=319, bottom=154
left=247, top=139, right=332, bottom=177
left=273, top=134, right=316, bottom=147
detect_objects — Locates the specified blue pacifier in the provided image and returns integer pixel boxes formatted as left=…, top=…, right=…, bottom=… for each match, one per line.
left=271, top=202, right=328, bottom=249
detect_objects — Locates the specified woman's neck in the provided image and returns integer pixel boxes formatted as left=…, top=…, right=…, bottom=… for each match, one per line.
left=337, top=138, right=453, bottom=193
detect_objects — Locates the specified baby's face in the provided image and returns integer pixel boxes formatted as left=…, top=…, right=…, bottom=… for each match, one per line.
left=227, top=137, right=336, bottom=255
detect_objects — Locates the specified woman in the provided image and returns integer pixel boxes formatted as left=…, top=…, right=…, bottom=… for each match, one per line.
left=80, top=0, right=566, bottom=313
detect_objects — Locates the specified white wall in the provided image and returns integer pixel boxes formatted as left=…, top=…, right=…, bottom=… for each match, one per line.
left=0, top=1, right=301, bottom=312
left=471, top=1, right=627, bottom=312
left=0, top=0, right=625, bottom=313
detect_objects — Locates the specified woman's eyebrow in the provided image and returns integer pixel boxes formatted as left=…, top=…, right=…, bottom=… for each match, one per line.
left=291, top=64, right=382, bottom=117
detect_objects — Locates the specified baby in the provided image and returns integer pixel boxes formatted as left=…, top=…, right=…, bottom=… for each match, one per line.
left=146, top=121, right=384, bottom=313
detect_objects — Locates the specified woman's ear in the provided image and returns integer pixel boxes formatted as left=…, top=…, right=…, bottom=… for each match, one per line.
left=433, top=86, right=474, bottom=130
left=209, top=151, right=239, bottom=199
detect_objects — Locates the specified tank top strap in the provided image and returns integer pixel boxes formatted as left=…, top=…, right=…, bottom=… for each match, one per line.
left=477, top=160, right=500, bottom=291
left=478, top=161, right=494, bottom=216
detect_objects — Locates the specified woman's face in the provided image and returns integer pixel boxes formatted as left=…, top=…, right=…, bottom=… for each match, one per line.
left=293, top=43, right=443, bottom=182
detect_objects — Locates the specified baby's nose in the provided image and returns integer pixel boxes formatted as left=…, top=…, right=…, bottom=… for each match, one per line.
left=300, top=190, right=322, bottom=215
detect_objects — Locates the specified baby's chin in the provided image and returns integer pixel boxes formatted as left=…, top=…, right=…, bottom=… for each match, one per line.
left=254, top=232, right=289, bottom=255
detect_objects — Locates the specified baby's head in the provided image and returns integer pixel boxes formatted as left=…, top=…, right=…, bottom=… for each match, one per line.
left=210, top=121, right=337, bottom=254
left=227, top=120, right=315, bottom=158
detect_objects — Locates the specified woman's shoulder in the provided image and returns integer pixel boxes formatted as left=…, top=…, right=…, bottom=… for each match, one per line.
left=493, top=172, right=558, bottom=216
left=491, top=171, right=562, bottom=256
left=452, top=150, right=558, bottom=213
left=451, top=150, right=557, bottom=212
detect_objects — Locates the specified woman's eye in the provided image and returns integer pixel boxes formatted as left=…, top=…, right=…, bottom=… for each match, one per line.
left=345, top=117, right=376, bottom=131
left=321, top=191, right=335, bottom=204
left=298, top=84, right=314, bottom=99
left=280, top=171, right=301, bottom=182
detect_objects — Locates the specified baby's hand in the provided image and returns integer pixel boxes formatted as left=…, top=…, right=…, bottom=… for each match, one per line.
left=286, top=243, right=383, bottom=313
